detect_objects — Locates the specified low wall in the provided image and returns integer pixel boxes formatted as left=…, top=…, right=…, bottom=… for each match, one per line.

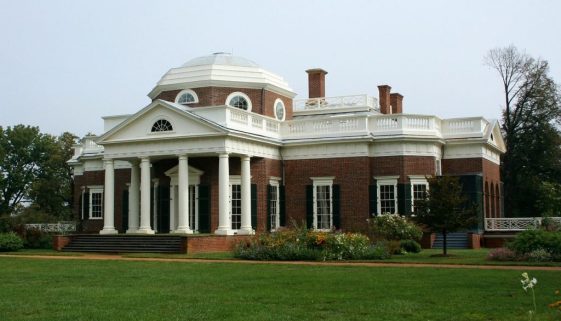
left=186, top=235, right=251, bottom=254
left=420, top=232, right=436, bottom=249
left=482, top=234, right=516, bottom=248
left=468, top=233, right=482, bottom=249
left=52, top=235, right=72, bottom=251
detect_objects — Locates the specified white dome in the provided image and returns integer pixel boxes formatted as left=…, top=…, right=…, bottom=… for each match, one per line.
left=181, top=52, right=259, bottom=68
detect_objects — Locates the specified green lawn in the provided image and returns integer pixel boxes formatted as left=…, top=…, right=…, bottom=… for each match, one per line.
left=1, top=257, right=560, bottom=321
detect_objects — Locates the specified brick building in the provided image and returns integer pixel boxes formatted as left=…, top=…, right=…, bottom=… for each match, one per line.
left=68, top=53, right=505, bottom=236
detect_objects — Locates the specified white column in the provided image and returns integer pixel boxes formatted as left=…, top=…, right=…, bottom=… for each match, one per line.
left=152, top=178, right=159, bottom=232
left=126, top=160, right=140, bottom=233
left=174, top=155, right=193, bottom=234
left=239, top=155, right=254, bottom=235
left=169, top=185, right=176, bottom=232
left=215, top=153, right=232, bottom=235
left=137, top=157, right=155, bottom=234
left=100, top=158, right=118, bottom=234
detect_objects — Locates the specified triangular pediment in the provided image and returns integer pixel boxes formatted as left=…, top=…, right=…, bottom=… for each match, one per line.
left=485, top=120, right=506, bottom=153
left=97, top=100, right=226, bottom=144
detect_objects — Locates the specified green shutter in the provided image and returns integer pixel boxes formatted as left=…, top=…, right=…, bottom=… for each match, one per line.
left=157, top=185, right=170, bottom=233
left=398, top=184, right=412, bottom=215
left=369, top=185, right=377, bottom=216
left=198, top=185, right=210, bottom=233
left=279, top=185, right=286, bottom=227
left=306, top=185, right=313, bottom=229
left=332, top=185, right=341, bottom=230
left=251, top=184, right=257, bottom=230
left=266, top=185, right=272, bottom=231
left=122, top=190, right=129, bottom=232
left=83, top=191, right=89, bottom=220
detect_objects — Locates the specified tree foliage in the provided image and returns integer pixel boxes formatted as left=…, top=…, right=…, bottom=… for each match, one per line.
left=485, top=45, right=561, bottom=217
left=414, top=176, right=477, bottom=256
left=0, top=125, right=76, bottom=219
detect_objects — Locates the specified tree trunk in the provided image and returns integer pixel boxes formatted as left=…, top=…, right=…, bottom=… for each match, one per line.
left=442, top=228, right=448, bottom=256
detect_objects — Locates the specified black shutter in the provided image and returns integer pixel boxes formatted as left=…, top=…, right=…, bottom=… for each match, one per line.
left=369, top=185, right=377, bottom=216
left=306, top=185, right=313, bottom=229
left=397, top=184, right=411, bottom=215
left=83, top=191, right=89, bottom=220
left=122, top=189, right=129, bottom=232
left=266, top=185, right=272, bottom=231
left=158, top=185, right=170, bottom=233
left=251, top=184, right=257, bottom=230
left=198, top=185, right=210, bottom=233
left=279, top=185, right=286, bottom=227
left=332, top=185, right=341, bottom=230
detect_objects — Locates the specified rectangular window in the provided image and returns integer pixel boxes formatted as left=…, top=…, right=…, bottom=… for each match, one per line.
left=412, top=184, right=428, bottom=213
left=269, top=183, right=280, bottom=231
left=89, top=188, right=103, bottom=219
left=375, top=177, right=398, bottom=214
left=379, top=185, right=396, bottom=214
left=311, top=177, right=334, bottom=230
left=230, top=184, right=241, bottom=230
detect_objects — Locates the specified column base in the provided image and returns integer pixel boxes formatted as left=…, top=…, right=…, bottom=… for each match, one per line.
left=99, top=228, right=118, bottom=235
left=136, top=227, right=155, bottom=235
left=171, top=228, right=194, bottom=235
left=214, top=227, right=235, bottom=235
left=237, top=227, right=255, bottom=235
left=126, top=229, right=139, bottom=234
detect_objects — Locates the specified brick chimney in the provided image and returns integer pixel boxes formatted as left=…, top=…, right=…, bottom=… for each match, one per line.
left=378, top=85, right=391, bottom=114
left=390, top=93, right=403, bottom=114
left=306, top=68, right=328, bottom=98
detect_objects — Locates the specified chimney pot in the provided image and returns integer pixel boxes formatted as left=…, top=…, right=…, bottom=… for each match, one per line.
left=306, top=68, right=328, bottom=98
left=390, top=93, right=404, bottom=114
left=378, top=85, right=391, bottom=114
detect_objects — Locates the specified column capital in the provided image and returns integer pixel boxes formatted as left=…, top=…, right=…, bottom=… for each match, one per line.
left=218, top=152, right=230, bottom=158
left=241, top=155, right=252, bottom=161
left=129, top=159, right=140, bottom=166
left=177, top=154, right=188, bottom=160
left=140, top=156, right=150, bottom=163
left=103, top=158, right=114, bottom=164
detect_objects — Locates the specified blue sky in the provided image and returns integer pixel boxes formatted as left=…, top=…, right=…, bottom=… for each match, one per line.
left=1, top=0, right=560, bottom=136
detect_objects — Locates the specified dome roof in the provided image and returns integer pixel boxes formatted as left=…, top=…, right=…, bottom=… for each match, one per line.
left=181, top=52, right=259, bottom=68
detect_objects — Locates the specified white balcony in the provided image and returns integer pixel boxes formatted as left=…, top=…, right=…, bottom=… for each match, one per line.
left=485, top=217, right=561, bottom=231
left=82, top=135, right=104, bottom=154
left=281, top=114, right=370, bottom=139
left=370, top=114, right=442, bottom=137
left=293, top=94, right=379, bottom=115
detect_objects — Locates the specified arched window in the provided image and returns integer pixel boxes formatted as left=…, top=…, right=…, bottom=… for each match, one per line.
left=175, top=89, right=199, bottom=105
left=485, top=182, right=490, bottom=218
left=274, top=98, right=286, bottom=121
left=226, top=92, right=252, bottom=111
left=151, top=119, right=173, bottom=132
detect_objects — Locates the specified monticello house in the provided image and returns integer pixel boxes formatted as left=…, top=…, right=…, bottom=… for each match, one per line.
left=68, top=53, right=505, bottom=241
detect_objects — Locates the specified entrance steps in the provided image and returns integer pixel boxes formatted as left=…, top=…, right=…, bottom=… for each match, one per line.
left=61, top=235, right=186, bottom=253
left=432, top=232, right=469, bottom=249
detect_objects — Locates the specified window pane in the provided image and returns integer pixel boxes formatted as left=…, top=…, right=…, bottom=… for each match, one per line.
left=231, top=185, right=241, bottom=230
left=270, top=185, right=279, bottom=230
left=91, top=192, right=103, bottom=218
left=315, top=185, right=331, bottom=229
left=379, top=185, right=395, bottom=214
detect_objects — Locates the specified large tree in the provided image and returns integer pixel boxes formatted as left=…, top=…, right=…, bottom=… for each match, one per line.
left=0, top=125, right=76, bottom=219
left=485, top=45, right=561, bottom=217
left=414, top=176, right=477, bottom=256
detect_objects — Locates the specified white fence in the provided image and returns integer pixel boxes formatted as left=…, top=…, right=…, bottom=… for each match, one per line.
left=25, top=222, right=77, bottom=234
left=484, top=217, right=561, bottom=231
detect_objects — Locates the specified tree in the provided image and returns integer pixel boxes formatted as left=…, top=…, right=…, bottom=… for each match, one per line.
left=0, top=125, right=76, bottom=219
left=414, top=176, right=477, bottom=256
left=485, top=45, right=561, bottom=217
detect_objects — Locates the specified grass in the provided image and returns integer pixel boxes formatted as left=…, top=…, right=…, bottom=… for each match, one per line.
left=1, top=257, right=560, bottom=321
left=0, top=248, right=83, bottom=256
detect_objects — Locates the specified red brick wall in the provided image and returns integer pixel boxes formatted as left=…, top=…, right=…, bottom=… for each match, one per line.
left=370, top=156, right=436, bottom=183
left=284, top=157, right=371, bottom=231
left=154, top=87, right=293, bottom=120
left=186, top=235, right=250, bottom=253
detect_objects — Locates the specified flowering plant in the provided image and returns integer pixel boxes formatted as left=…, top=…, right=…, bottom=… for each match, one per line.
left=521, top=272, right=538, bottom=320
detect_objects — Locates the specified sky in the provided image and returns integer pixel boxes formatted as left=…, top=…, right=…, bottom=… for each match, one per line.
left=1, top=0, right=560, bottom=137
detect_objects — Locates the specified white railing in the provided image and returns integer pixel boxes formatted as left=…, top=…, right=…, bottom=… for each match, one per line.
left=441, top=117, right=487, bottom=137
left=82, top=136, right=103, bottom=154
left=293, top=95, right=379, bottom=113
left=227, top=107, right=280, bottom=135
left=484, top=217, right=561, bottom=231
left=25, top=222, right=77, bottom=234
left=370, top=114, right=441, bottom=135
left=281, top=115, right=368, bottom=138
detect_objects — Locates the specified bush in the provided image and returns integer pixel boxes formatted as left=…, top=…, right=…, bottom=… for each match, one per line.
left=234, top=225, right=388, bottom=261
left=526, top=248, right=552, bottom=262
left=508, top=230, right=561, bottom=261
left=367, top=214, right=422, bottom=242
left=487, top=247, right=519, bottom=261
left=400, top=239, right=422, bottom=253
left=0, top=232, right=24, bottom=252
left=22, top=229, right=52, bottom=249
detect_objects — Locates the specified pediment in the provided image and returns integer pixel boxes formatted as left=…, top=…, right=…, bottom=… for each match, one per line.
left=97, top=100, right=226, bottom=144
left=485, top=120, right=506, bottom=153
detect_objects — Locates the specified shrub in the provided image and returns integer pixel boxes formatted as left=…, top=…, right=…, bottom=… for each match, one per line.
left=487, top=247, right=518, bottom=261
left=508, top=230, right=561, bottom=260
left=367, top=214, right=423, bottom=242
left=526, top=248, right=552, bottom=262
left=0, top=232, right=24, bottom=252
left=400, top=239, right=422, bottom=253
left=22, top=229, right=52, bottom=249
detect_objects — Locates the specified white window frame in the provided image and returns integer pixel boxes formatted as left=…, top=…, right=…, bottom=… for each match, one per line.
left=269, top=178, right=281, bottom=231
left=273, top=98, right=286, bottom=121
left=435, top=159, right=442, bottom=176
left=175, top=89, right=199, bottom=105
left=88, top=185, right=104, bottom=220
left=226, top=92, right=252, bottom=112
left=148, top=116, right=175, bottom=134
left=80, top=186, right=86, bottom=220
left=374, top=176, right=398, bottom=215
left=229, top=176, right=242, bottom=231
left=311, top=177, right=334, bottom=231
left=409, top=175, right=429, bottom=213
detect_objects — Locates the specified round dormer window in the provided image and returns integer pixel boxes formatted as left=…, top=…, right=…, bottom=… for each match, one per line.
left=226, top=92, right=252, bottom=111
left=175, top=89, right=199, bottom=105
left=151, top=119, right=173, bottom=132
left=274, top=99, right=286, bottom=121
